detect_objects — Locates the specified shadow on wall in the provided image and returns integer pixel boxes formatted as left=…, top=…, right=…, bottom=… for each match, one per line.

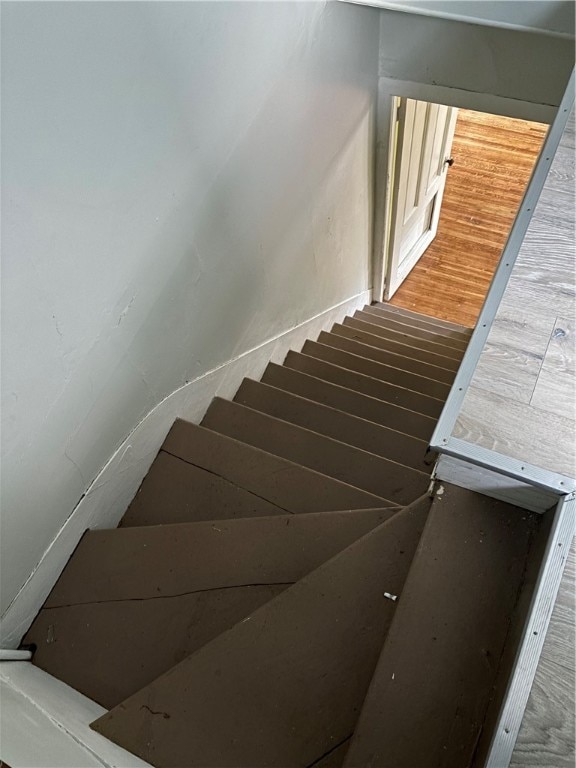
left=1, top=1, right=379, bottom=615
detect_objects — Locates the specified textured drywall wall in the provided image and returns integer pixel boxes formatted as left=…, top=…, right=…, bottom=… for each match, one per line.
left=1, top=1, right=380, bottom=616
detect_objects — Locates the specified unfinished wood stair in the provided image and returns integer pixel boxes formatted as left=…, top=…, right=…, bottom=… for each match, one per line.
left=21, top=303, right=546, bottom=768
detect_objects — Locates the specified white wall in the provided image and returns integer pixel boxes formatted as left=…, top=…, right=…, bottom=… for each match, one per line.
left=1, top=1, right=380, bottom=617
left=377, top=9, right=574, bottom=108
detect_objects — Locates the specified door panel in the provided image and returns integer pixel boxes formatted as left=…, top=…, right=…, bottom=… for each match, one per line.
left=385, top=98, right=458, bottom=300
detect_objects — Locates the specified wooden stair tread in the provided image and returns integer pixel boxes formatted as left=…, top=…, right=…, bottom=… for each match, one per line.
left=25, top=510, right=395, bottom=708
left=234, top=379, right=431, bottom=472
left=27, top=586, right=288, bottom=710
left=91, top=496, right=432, bottom=767
left=202, top=398, right=429, bottom=506
left=261, top=363, right=436, bottom=442
left=284, top=351, right=444, bottom=419
left=364, top=304, right=472, bottom=341
left=352, top=311, right=465, bottom=359
left=344, top=484, right=539, bottom=768
left=302, top=339, right=451, bottom=401
left=318, top=329, right=456, bottom=385
left=122, top=451, right=287, bottom=527
left=340, top=318, right=461, bottom=371
left=372, top=302, right=473, bottom=334
left=362, top=306, right=470, bottom=349
left=312, top=741, right=350, bottom=768
left=161, top=420, right=390, bottom=513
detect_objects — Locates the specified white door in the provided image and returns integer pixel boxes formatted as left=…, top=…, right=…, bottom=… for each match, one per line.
left=384, top=98, right=458, bottom=300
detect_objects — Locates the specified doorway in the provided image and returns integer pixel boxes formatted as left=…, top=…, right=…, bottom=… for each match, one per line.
left=380, top=100, right=548, bottom=328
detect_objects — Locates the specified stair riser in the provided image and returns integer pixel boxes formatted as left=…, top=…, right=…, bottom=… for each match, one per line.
left=302, top=340, right=451, bottom=401
left=372, top=302, right=473, bottom=334
left=341, top=318, right=461, bottom=371
left=162, top=420, right=389, bottom=513
left=234, top=379, right=431, bottom=472
left=318, top=329, right=456, bottom=385
left=284, top=352, right=444, bottom=419
left=356, top=309, right=469, bottom=352
left=261, top=364, right=437, bottom=442
left=202, top=398, right=429, bottom=506
left=363, top=305, right=472, bottom=341
left=352, top=312, right=465, bottom=360
left=122, top=451, right=287, bottom=527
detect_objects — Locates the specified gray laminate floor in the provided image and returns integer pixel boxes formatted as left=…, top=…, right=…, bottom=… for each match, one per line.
left=510, top=539, right=575, bottom=768
left=454, top=110, right=575, bottom=479
left=451, top=108, right=575, bottom=766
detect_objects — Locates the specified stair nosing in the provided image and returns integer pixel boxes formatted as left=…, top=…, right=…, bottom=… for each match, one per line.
left=353, top=311, right=467, bottom=355
left=261, top=363, right=437, bottom=442
left=372, top=302, right=474, bottom=334
left=164, top=420, right=396, bottom=506
left=283, top=352, right=444, bottom=418
left=316, top=332, right=455, bottom=386
left=206, top=396, right=430, bottom=478
left=341, top=317, right=462, bottom=367
left=366, top=304, right=473, bottom=338
left=298, top=344, right=446, bottom=403
left=236, top=377, right=429, bottom=447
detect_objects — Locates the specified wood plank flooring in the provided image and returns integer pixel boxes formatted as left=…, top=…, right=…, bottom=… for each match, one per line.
left=510, top=539, right=575, bottom=768
left=456, top=110, right=576, bottom=478
left=389, top=109, right=548, bottom=327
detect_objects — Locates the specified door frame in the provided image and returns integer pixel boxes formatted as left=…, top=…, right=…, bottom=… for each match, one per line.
left=371, top=78, right=556, bottom=303
left=383, top=97, right=457, bottom=301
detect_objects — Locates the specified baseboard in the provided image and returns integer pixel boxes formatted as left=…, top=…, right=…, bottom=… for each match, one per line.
left=433, top=455, right=560, bottom=514
left=0, top=289, right=372, bottom=648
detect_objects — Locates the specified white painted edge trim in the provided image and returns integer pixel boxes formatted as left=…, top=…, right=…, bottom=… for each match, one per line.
left=377, top=77, right=557, bottom=124
left=429, top=68, right=576, bottom=493
left=0, top=662, right=152, bottom=767
left=0, top=289, right=372, bottom=649
left=438, top=437, right=576, bottom=496
left=433, top=454, right=559, bottom=514
left=343, top=0, right=575, bottom=40
left=485, top=495, right=576, bottom=768
left=0, top=649, right=32, bottom=661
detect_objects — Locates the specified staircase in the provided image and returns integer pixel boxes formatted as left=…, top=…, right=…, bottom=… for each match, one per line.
left=21, top=303, right=543, bottom=768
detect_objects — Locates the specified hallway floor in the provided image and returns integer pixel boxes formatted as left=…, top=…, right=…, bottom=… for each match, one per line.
left=389, top=109, right=548, bottom=328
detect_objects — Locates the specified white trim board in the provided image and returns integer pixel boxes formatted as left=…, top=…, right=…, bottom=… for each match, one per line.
left=346, top=1, right=575, bottom=40
left=433, top=455, right=560, bottom=514
left=0, top=289, right=372, bottom=649
left=0, top=662, right=152, bottom=767
left=378, top=77, right=557, bottom=124
left=486, top=494, right=576, bottom=767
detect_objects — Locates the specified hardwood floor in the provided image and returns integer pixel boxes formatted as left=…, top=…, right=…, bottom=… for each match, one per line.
left=389, top=109, right=548, bottom=328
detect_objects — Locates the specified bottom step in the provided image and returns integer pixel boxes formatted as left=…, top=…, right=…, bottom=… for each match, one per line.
left=91, top=497, right=431, bottom=767
left=24, top=510, right=396, bottom=709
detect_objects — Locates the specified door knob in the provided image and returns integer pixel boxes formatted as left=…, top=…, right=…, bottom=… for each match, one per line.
left=444, top=157, right=455, bottom=167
